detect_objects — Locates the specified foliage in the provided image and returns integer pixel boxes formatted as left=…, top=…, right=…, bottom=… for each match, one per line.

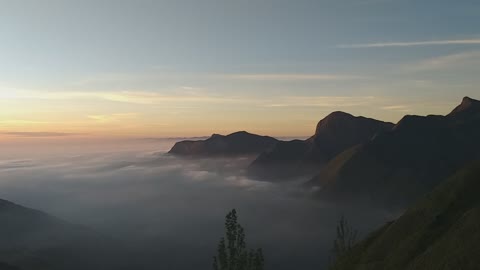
left=213, top=209, right=264, bottom=270
left=330, top=216, right=358, bottom=270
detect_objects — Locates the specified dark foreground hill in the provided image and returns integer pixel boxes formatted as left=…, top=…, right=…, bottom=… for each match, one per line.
left=332, top=161, right=480, bottom=270
left=309, top=97, right=480, bottom=207
left=248, top=112, right=393, bottom=180
left=168, top=131, right=278, bottom=157
left=0, top=262, right=20, bottom=270
left=0, top=199, right=134, bottom=270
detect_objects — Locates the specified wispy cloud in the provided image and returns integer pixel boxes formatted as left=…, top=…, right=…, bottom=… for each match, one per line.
left=264, top=96, right=377, bottom=108
left=0, top=132, right=82, bottom=137
left=406, top=51, right=480, bottom=71
left=338, top=38, right=480, bottom=48
left=221, top=73, right=365, bottom=81
left=0, top=119, right=52, bottom=126
left=70, top=71, right=364, bottom=87
left=87, top=113, right=139, bottom=123
left=0, top=89, right=235, bottom=105
left=380, top=105, right=412, bottom=112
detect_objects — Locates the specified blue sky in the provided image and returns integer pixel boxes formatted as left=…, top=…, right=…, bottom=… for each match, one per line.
left=0, top=0, right=479, bottom=137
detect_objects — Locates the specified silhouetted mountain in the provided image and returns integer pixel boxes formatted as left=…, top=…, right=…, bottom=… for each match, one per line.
left=448, top=96, right=480, bottom=119
left=309, top=97, right=480, bottom=207
left=248, top=112, right=393, bottom=180
left=0, top=199, right=134, bottom=270
left=168, top=131, right=278, bottom=156
left=332, top=161, right=480, bottom=270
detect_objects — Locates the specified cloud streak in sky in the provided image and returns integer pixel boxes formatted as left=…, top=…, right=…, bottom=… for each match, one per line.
left=338, top=38, right=480, bottom=48
left=0, top=132, right=82, bottom=137
left=407, top=51, right=480, bottom=71
left=0, top=89, right=234, bottom=105
left=264, top=96, right=377, bottom=108
left=220, top=73, right=366, bottom=81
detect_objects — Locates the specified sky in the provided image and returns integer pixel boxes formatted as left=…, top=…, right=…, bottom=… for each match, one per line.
left=0, top=0, right=479, bottom=138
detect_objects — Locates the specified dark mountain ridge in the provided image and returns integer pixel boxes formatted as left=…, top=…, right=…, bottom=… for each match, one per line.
left=168, top=131, right=278, bottom=157
left=309, top=96, right=480, bottom=207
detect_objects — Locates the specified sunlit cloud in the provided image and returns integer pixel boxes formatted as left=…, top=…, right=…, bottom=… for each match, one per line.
left=380, top=105, right=412, bottom=112
left=87, top=113, right=139, bottom=123
left=338, top=38, right=480, bottom=48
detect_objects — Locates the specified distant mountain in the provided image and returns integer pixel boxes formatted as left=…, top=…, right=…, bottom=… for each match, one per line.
left=248, top=112, right=393, bottom=180
left=168, top=131, right=279, bottom=157
left=332, top=161, right=480, bottom=270
left=0, top=199, right=134, bottom=270
left=309, top=97, right=480, bottom=207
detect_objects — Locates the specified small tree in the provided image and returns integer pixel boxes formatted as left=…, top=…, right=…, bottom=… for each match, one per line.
left=213, top=209, right=264, bottom=270
left=330, top=216, right=358, bottom=268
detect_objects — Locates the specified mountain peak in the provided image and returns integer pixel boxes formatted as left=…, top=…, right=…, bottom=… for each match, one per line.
left=315, top=112, right=354, bottom=132
left=324, top=111, right=354, bottom=120
left=463, top=96, right=476, bottom=102
left=449, top=96, right=480, bottom=117
left=210, top=133, right=224, bottom=139
left=315, top=111, right=392, bottom=136
left=229, top=131, right=252, bottom=136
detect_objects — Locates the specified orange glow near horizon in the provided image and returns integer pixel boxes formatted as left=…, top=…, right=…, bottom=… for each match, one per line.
left=0, top=89, right=467, bottom=139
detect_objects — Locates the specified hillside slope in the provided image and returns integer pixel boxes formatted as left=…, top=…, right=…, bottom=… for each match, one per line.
left=332, top=161, right=480, bottom=270
left=0, top=199, right=134, bottom=270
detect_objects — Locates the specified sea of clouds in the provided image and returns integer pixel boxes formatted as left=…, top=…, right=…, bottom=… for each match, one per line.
left=0, top=138, right=395, bottom=270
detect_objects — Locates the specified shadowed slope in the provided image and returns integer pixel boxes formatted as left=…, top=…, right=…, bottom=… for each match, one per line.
left=0, top=199, right=134, bottom=270
left=332, top=161, right=480, bottom=270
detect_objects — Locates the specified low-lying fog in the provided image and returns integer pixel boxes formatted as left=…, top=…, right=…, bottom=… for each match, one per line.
left=0, top=138, right=396, bottom=270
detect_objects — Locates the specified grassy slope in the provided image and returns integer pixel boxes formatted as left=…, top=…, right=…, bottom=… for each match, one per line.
left=333, top=161, right=480, bottom=270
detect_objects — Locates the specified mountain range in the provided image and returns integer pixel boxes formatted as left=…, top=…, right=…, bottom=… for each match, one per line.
left=170, top=97, right=480, bottom=208
left=310, top=96, right=480, bottom=207
left=169, top=96, right=480, bottom=268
